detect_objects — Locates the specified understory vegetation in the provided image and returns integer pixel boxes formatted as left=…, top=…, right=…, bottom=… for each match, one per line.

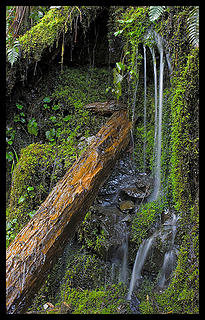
left=6, top=6, right=199, bottom=314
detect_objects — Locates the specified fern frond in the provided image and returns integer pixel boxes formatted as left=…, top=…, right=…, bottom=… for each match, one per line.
left=149, top=6, right=166, bottom=22
left=187, top=6, right=199, bottom=48
left=7, top=44, right=20, bottom=67
left=7, top=40, right=21, bottom=67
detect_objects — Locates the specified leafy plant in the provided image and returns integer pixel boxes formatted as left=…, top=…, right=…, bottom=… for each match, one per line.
left=43, top=96, right=51, bottom=103
left=149, top=6, right=166, bottom=22
left=27, top=118, right=38, bottom=136
left=6, top=127, right=19, bottom=175
left=187, top=6, right=199, bottom=48
left=112, top=61, right=125, bottom=101
left=7, top=39, right=21, bottom=67
left=46, top=128, right=56, bottom=142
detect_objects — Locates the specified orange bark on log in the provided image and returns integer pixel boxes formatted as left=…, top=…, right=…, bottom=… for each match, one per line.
left=6, top=110, right=131, bottom=314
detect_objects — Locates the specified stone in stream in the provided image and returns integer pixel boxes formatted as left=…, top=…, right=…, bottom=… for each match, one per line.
left=121, top=187, right=147, bottom=199
left=119, top=200, right=135, bottom=212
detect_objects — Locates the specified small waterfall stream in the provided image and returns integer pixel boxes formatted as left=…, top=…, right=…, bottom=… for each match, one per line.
left=149, top=46, right=158, bottom=179
left=127, top=31, right=174, bottom=304
left=148, top=32, right=164, bottom=202
left=127, top=212, right=178, bottom=300
left=127, top=236, right=154, bottom=300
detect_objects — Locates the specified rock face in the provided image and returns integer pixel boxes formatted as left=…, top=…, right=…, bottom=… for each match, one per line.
left=85, top=100, right=127, bottom=115
left=6, top=110, right=131, bottom=314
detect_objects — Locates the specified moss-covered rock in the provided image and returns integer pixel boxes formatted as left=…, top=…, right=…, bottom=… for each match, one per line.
left=28, top=244, right=131, bottom=314
left=7, top=141, right=80, bottom=244
left=58, top=283, right=130, bottom=314
left=7, top=143, right=55, bottom=235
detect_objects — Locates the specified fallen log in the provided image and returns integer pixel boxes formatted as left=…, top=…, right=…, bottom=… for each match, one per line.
left=85, top=100, right=127, bottom=115
left=6, top=110, right=131, bottom=314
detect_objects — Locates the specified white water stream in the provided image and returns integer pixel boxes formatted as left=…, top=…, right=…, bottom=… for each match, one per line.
left=127, top=236, right=154, bottom=300
left=148, top=33, right=164, bottom=202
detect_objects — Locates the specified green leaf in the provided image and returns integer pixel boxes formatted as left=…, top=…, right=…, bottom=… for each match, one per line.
left=63, top=115, right=71, bottom=122
left=7, top=45, right=20, bottom=66
left=27, top=118, right=38, bottom=136
left=52, top=104, right=60, bottom=110
left=16, top=104, right=23, bottom=110
left=27, top=186, right=34, bottom=192
left=149, top=6, right=166, bottom=22
left=6, top=151, right=14, bottom=161
left=49, top=116, right=57, bottom=122
left=116, top=62, right=125, bottom=72
left=187, top=7, right=199, bottom=48
left=43, top=97, right=51, bottom=103
left=114, top=30, right=123, bottom=36
left=118, top=18, right=134, bottom=24
left=18, top=195, right=27, bottom=204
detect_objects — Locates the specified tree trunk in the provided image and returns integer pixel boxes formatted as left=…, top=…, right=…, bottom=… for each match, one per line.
left=6, top=110, right=131, bottom=314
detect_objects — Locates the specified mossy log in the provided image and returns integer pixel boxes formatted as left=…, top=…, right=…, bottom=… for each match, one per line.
left=6, top=110, right=131, bottom=314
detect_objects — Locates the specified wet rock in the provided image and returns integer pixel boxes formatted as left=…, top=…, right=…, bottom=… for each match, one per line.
left=121, top=187, right=147, bottom=199
left=130, top=294, right=141, bottom=314
left=78, top=204, right=129, bottom=260
left=134, top=173, right=153, bottom=192
left=121, top=214, right=132, bottom=223
left=119, top=200, right=135, bottom=212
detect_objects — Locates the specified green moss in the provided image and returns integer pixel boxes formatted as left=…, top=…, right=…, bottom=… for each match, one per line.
left=29, top=249, right=131, bottom=314
left=7, top=143, right=55, bottom=235
left=19, top=6, right=102, bottom=62
left=131, top=200, right=163, bottom=249
left=19, top=7, right=70, bottom=61
left=60, top=283, right=130, bottom=314
left=170, top=49, right=199, bottom=213
left=7, top=141, right=78, bottom=244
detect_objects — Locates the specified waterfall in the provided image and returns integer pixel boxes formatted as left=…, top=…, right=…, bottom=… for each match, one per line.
left=149, top=46, right=158, bottom=178
left=158, top=213, right=178, bottom=288
left=148, top=34, right=164, bottom=202
left=119, top=232, right=128, bottom=284
left=143, top=45, right=147, bottom=172
left=158, top=250, right=176, bottom=288
left=127, top=236, right=154, bottom=300
left=127, top=213, right=178, bottom=300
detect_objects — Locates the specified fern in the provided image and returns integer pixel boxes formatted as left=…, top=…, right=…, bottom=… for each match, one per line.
left=149, top=6, right=166, bottom=22
left=187, top=6, right=199, bottom=48
left=7, top=40, right=20, bottom=67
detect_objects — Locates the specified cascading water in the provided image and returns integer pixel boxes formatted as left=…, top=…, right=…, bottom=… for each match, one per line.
left=148, top=33, right=164, bottom=202
left=149, top=46, right=158, bottom=178
left=127, top=236, right=154, bottom=300
left=127, top=212, right=178, bottom=301
left=158, top=250, right=176, bottom=288
left=158, top=213, right=178, bottom=288
left=119, top=231, right=128, bottom=284
left=143, top=45, right=147, bottom=172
